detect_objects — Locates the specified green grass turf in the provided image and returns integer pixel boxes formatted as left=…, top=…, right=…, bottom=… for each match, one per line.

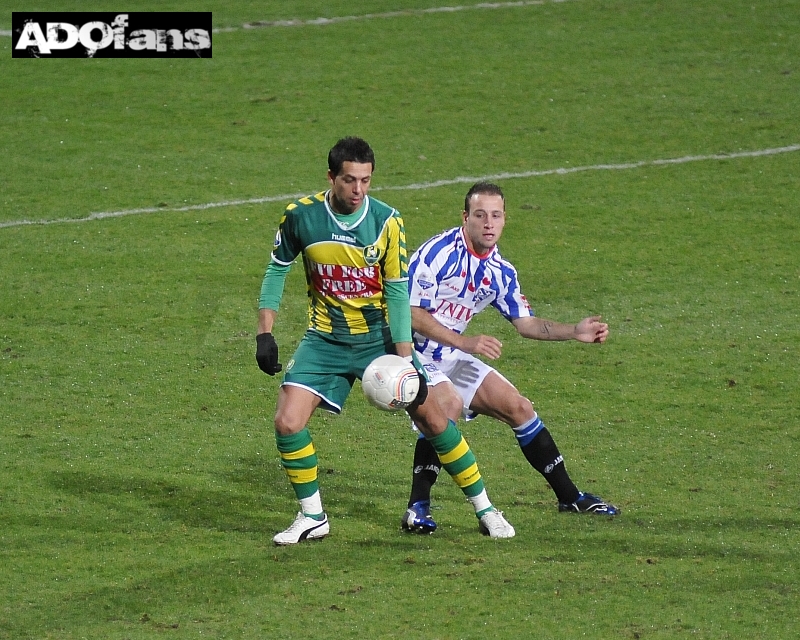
left=1, top=0, right=799, bottom=638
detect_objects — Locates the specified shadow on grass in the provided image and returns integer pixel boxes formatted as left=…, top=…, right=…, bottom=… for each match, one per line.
left=44, top=457, right=416, bottom=537
left=46, top=465, right=282, bottom=535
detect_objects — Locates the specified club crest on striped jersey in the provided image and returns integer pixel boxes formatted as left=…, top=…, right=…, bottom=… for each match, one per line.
left=363, top=244, right=381, bottom=266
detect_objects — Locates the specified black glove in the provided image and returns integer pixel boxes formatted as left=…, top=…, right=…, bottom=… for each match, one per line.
left=255, top=333, right=282, bottom=375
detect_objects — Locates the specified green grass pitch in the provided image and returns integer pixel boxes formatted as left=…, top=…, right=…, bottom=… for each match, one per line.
left=1, top=1, right=799, bottom=638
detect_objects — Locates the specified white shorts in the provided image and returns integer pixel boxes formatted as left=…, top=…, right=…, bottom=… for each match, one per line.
left=418, top=350, right=511, bottom=421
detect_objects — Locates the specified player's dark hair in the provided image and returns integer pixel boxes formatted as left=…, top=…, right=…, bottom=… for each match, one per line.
left=464, top=182, right=505, bottom=213
left=328, top=137, right=375, bottom=176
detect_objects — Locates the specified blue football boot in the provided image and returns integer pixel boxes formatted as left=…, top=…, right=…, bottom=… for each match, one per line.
left=401, top=500, right=437, bottom=534
left=558, top=491, right=620, bottom=516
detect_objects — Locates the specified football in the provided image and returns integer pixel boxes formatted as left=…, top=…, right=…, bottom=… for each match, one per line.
left=362, top=354, right=420, bottom=411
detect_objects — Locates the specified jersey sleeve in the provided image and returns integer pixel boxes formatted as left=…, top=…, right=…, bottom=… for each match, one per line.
left=384, top=279, right=412, bottom=343
left=380, top=210, right=408, bottom=283
left=380, top=210, right=412, bottom=342
left=408, top=258, right=439, bottom=311
left=259, top=204, right=301, bottom=311
left=408, top=232, right=451, bottom=311
left=259, top=260, right=291, bottom=311
left=270, top=205, right=302, bottom=266
left=491, top=261, right=535, bottom=320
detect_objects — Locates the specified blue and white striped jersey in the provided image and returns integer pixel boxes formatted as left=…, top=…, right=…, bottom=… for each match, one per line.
left=408, top=226, right=534, bottom=361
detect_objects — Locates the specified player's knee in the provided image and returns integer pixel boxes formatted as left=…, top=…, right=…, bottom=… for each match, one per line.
left=506, top=394, right=535, bottom=425
left=439, top=395, right=464, bottom=420
left=274, top=411, right=303, bottom=436
left=435, top=385, right=463, bottom=420
left=408, top=402, right=448, bottom=437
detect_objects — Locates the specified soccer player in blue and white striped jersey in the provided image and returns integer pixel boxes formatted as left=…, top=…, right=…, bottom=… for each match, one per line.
left=401, top=182, right=619, bottom=534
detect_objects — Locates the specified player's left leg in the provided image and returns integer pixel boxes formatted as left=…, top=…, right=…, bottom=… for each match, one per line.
left=403, top=379, right=462, bottom=533
left=403, top=433, right=439, bottom=533
left=471, top=372, right=619, bottom=516
left=408, top=395, right=514, bottom=538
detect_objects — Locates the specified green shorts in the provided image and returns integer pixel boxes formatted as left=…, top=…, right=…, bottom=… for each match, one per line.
left=283, top=328, right=394, bottom=413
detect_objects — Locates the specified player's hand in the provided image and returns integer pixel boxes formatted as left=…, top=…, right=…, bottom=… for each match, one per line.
left=255, top=333, right=282, bottom=375
left=461, top=334, right=503, bottom=359
left=575, top=316, right=609, bottom=344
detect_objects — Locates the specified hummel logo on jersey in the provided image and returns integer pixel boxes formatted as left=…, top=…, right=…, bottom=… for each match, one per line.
left=332, top=233, right=356, bottom=244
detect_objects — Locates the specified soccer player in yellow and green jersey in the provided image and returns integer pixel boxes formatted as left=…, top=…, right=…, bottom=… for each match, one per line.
left=255, top=137, right=515, bottom=544
left=267, top=184, right=408, bottom=345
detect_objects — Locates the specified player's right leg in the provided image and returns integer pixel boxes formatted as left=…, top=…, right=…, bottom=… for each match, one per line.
left=272, top=385, right=330, bottom=545
left=272, top=333, right=361, bottom=544
left=471, top=371, right=619, bottom=516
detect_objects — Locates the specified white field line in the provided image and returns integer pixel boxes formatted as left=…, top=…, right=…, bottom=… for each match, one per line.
left=214, top=0, right=574, bottom=33
left=0, top=1, right=576, bottom=37
left=2, top=144, right=798, bottom=230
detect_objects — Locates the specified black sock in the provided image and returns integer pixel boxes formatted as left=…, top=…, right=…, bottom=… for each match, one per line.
left=408, top=436, right=441, bottom=507
left=520, top=427, right=580, bottom=504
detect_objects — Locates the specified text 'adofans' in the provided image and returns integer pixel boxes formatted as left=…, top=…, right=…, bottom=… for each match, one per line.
left=12, top=12, right=212, bottom=58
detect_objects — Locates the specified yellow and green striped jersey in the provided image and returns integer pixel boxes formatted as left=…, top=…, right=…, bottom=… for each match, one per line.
left=269, top=191, right=409, bottom=341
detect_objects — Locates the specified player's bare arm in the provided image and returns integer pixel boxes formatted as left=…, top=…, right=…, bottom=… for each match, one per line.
left=411, top=306, right=503, bottom=360
left=512, top=315, right=609, bottom=343
left=393, top=341, right=415, bottom=358
left=258, top=307, right=277, bottom=334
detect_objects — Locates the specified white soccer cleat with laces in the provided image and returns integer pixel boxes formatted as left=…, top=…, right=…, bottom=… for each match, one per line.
left=478, top=509, right=516, bottom=539
left=273, top=512, right=330, bottom=545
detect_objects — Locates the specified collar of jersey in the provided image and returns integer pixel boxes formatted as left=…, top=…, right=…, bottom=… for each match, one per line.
left=460, top=226, right=495, bottom=260
left=324, top=191, right=369, bottom=230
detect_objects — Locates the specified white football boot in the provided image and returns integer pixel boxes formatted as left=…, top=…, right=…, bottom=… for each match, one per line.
left=478, top=509, right=516, bottom=539
left=273, top=512, right=330, bottom=545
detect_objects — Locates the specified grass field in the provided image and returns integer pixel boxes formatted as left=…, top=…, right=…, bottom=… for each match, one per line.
left=2, top=1, right=799, bottom=638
